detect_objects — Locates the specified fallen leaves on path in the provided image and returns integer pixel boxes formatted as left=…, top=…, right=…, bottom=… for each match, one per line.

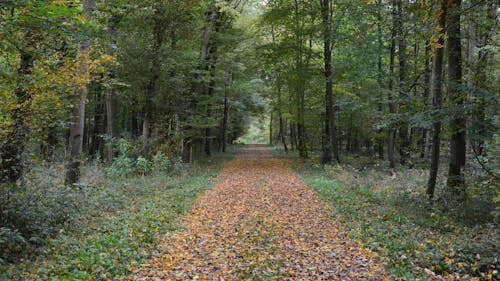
left=130, top=146, right=388, bottom=280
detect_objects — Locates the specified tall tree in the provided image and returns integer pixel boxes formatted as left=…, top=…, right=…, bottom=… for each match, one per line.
left=446, top=0, right=466, bottom=192
left=182, top=0, right=219, bottom=163
left=142, top=4, right=167, bottom=155
left=204, top=15, right=224, bottom=156
left=470, top=2, right=496, bottom=157
left=65, top=0, right=95, bottom=185
left=387, top=0, right=398, bottom=170
left=321, top=0, right=339, bottom=164
left=376, top=0, right=385, bottom=161
left=397, top=0, right=410, bottom=166
left=426, top=0, right=447, bottom=199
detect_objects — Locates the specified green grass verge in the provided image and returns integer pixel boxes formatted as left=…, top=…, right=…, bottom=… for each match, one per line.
left=1, top=151, right=233, bottom=280
left=296, top=163, right=498, bottom=281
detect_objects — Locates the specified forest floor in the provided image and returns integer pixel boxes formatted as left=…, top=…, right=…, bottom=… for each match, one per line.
left=3, top=145, right=495, bottom=280
left=130, top=145, right=388, bottom=280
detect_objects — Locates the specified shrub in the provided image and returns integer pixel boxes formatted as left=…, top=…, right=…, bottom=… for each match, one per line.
left=171, top=157, right=186, bottom=175
left=105, top=138, right=136, bottom=178
left=0, top=227, right=25, bottom=261
left=152, top=152, right=171, bottom=174
left=0, top=183, right=82, bottom=261
left=136, top=156, right=152, bottom=176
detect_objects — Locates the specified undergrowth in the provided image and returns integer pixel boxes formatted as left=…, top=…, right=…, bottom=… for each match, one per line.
left=0, top=146, right=237, bottom=280
left=296, top=157, right=498, bottom=281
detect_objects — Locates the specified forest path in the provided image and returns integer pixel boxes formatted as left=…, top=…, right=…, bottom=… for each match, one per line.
left=130, top=145, right=388, bottom=280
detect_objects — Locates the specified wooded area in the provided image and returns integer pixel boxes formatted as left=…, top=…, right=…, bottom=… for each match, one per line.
left=0, top=0, right=498, bottom=280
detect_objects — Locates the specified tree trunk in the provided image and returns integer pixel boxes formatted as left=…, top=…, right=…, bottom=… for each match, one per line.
left=90, top=85, right=105, bottom=158
left=387, top=2, right=398, bottom=170
left=397, top=0, right=410, bottom=166
left=104, top=17, right=119, bottom=163
left=277, top=82, right=288, bottom=152
left=42, top=124, right=58, bottom=160
left=204, top=20, right=221, bottom=156
left=65, top=0, right=94, bottom=185
left=182, top=138, right=193, bottom=163
left=321, top=0, right=334, bottom=164
left=297, top=123, right=307, bottom=158
left=143, top=6, right=166, bottom=155
left=472, top=3, right=495, bottom=157
left=221, top=84, right=230, bottom=152
left=421, top=41, right=431, bottom=159
left=290, top=122, right=297, bottom=151
left=466, top=9, right=474, bottom=155
left=105, top=83, right=117, bottom=162
left=131, top=110, right=139, bottom=137
left=280, top=117, right=288, bottom=152
left=427, top=0, right=446, bottom=199
left=377, top=0, right=385, bottom=161
left=446, top=0, right=466, bottom=192
left=269, top=111, right=273, bottom=146
left=297, top=82, right=307, bottom=158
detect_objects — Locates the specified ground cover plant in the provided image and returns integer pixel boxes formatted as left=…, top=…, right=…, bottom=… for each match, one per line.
left=0, top=146, right=235, bottom=280
left=294, top=155, right=498, bottom=280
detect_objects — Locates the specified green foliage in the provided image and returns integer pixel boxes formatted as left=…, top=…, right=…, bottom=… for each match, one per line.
left=298, top=162, right=499, bottom=280
left=151, top=152, right=171, bottom=173
left=105, top=139, right=136, bottom=178
left=0, top=147, right=230, bottom=280
left=105, top=139, right=186, bottom=178
left=0, top=177, right=82, bottom=261
left=135, top=156, right=152, bottom=176
left=0, top=227, right=25, bottom=262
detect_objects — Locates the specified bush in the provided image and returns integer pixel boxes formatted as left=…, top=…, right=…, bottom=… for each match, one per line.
left=152, top=152, right=171, bottom=174
left=136, top=156, right=152, bottom=176
left=171, top=157, right=186, bottom=175
left=0, top=227, right=25, bottom=261
left=106, top=139, right=183, bottom=177
left=105, top=139, right=136, bottom=178
left=0, top=183, right=82, bottom=261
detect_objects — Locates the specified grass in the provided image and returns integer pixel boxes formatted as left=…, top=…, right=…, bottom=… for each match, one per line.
left=0, top=148, right=236, bottom=280
left=291, top=155, right=498, bottom=281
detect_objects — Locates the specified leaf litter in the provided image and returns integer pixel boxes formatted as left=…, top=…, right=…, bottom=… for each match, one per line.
left=130, top=145, right=388, bottom=280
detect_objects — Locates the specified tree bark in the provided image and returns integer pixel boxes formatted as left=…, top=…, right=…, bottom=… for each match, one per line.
left=397, top=0, right=410, bottom=166
left=143, top=6, right=166, bottom=155
left=472, top=3, right=495, bottom=156
left=387, top=1, right=398, bottom=170
left=446, top=0, right=466, bottom=192
left=269, top=111, right=274, bottom=146
left=421, top=41, right=431, bottom=159
left=297, top=77, right=307, bottom=158
left=276, top=80, right=288, bottom=152
left=377, top=0, right=385, bottom=161
left=90, top=85, right=105, bottom=158
left=221, top=80, right=230, bottom=152
left=65, top=0, right=94, bottom=185
left=290, top=122, right=297, bottom=151
left=427, top=0, right=446, bottom=199
left=105, top=83, right=117, bottom=162
left=204, top=18, right=222, bottom=156
left=321, top=0, right=332, bottom=164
